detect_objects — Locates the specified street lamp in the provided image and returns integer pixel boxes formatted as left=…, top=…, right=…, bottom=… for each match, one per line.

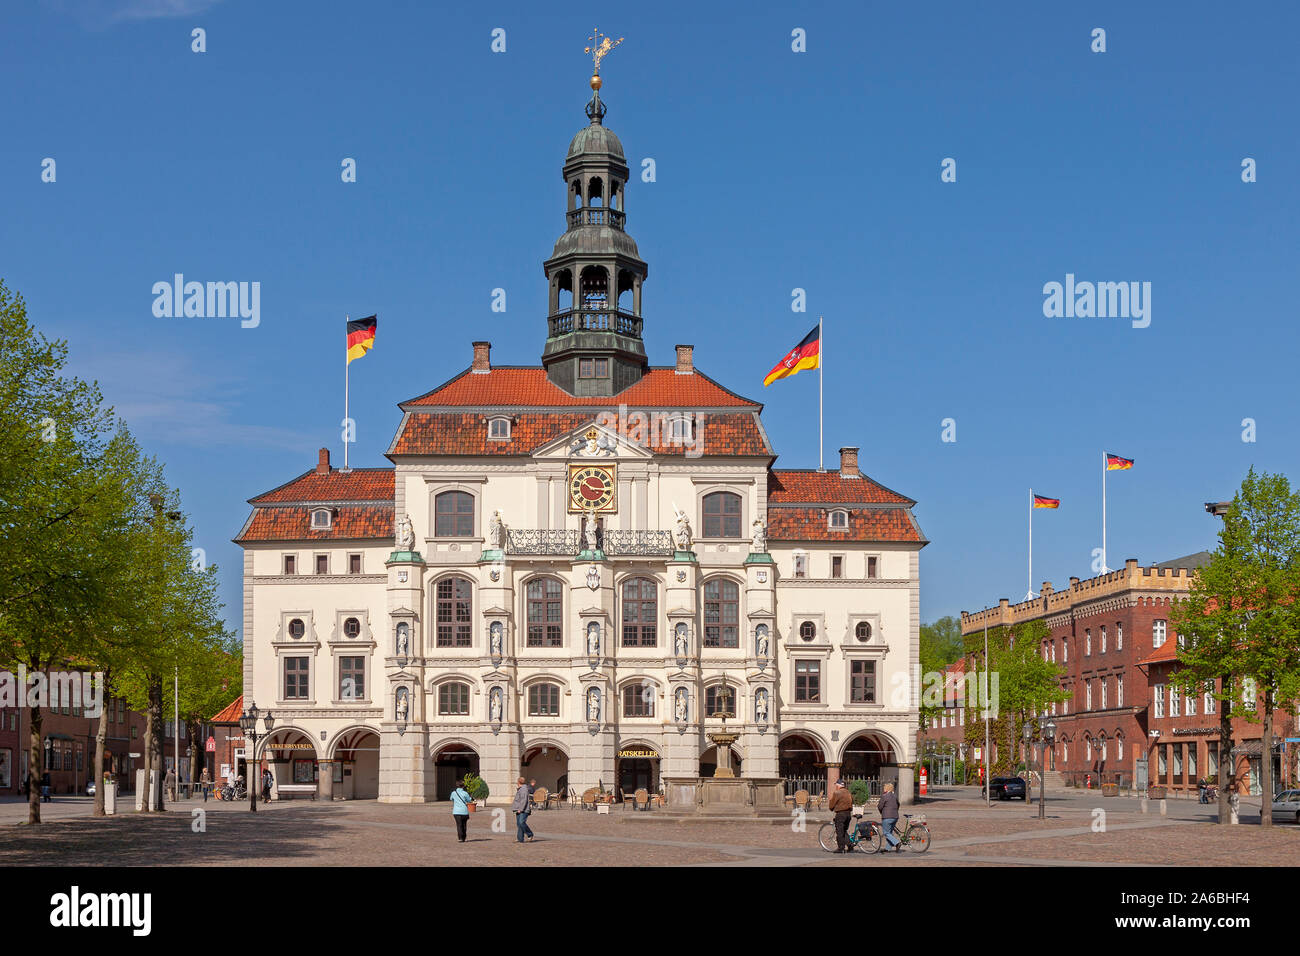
left=1040, top=719, right=1056, bottom=820
left=239, top=704, right=275, bottom=812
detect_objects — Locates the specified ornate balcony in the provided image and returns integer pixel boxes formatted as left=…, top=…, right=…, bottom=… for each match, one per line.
left=547, top=308, right=643, bottom=339
left=566, top=207, right=626, bottom=230
left=503, top=529, right=674, bottom=556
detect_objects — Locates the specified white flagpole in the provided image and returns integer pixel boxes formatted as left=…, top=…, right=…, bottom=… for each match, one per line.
left=1101, top=451, right=1108, bottom=572
left=983, top=620, right=991, bottom=807
left=818, top=315, right=824, bottom=472
left=1027, top=488, right=1034, bottom=600
left=344, top=314, right=350, bottom=471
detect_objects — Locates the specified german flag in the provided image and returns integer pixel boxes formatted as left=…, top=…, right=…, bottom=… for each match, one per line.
left=346, top=315, right=377, bottom=364
left=1033, top=494, right=1060, bottom=509
left=1106, top=453, right=1134, bottom=471
left=763, top=324, right=820, bottom=386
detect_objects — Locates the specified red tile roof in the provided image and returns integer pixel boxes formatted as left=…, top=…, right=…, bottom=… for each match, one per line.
left=391, top=412, right=770, bottom=457
left=768, top=469, right=913, bottom=505
left=235, top=505, right=393, bottom=542
left=1137, top=642, right=1180, bottom=667
left=766, top=506, right=925, bottom=543
left=249, top=468, right=394, bottom=504
left=211, top=696, right=243, bottom=724
left=404, top=367, right=759, bottom=409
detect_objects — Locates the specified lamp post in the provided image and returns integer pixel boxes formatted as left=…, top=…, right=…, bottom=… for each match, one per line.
left=239, top=704, right=275, bottom=812
left=1040, top=719, right=1056, bottom=820
left=1022, top=721, right=1033, bottom=810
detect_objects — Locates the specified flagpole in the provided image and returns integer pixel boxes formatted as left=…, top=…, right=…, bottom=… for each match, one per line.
left=1101, top=451, right=1107, bottom=572
left=984, top=619, right=991, bottom=808
left=344, top=314, right=350, bottom=471
left=818, top=315, right=824, bottom=472
left=1027, top=488, right=1034, bottom=600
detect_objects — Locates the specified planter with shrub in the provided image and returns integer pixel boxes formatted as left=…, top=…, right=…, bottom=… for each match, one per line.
left=463, top=772, right=489, bottom=810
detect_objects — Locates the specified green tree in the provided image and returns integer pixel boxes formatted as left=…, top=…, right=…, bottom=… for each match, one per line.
left=919, top=616, right=967, bottom=730
left=1171, top=468, right=1300, bottom=826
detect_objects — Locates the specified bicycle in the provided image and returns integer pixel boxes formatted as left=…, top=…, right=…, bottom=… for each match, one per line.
left=219, top=782, right=247, bottom=802
left=817, top=814, right=879, bottom=854
left=875, top=813, right=931, bottom=853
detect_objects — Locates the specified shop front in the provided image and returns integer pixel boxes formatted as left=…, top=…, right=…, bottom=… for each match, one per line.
left=616, top=745, right=660, bottom=799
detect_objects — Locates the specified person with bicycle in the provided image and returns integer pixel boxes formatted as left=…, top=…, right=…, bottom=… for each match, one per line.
left=878, top=782, right=902, bottom=852
left=828, top=778, right=854, bottom=853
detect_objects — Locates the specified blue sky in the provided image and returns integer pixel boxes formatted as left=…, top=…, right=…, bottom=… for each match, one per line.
left=3, top=0, right=1297, bottom=634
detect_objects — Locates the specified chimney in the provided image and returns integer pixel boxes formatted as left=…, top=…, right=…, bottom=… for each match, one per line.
left=838, top=446, right=860, bottom=478
left=675, top=344, right=694, bottom=374
left=472, top=341, right=491, bottom=373
left=316, top=448, right=331, bottom=475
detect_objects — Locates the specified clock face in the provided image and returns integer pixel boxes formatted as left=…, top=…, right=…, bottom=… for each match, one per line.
left=568, top=464, right=616, bottom=512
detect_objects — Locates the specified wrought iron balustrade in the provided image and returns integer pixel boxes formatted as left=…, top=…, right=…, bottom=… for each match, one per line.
left=566, top=207, right=626, bottom=230
left=547, top=309, right=643, bottom=339
left=601, top=530, right=674, bottom=555
left=502, top=528, right=673, bottom=556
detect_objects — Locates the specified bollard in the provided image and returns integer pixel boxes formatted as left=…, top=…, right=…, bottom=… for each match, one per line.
left=1139, top=796, right=1148, bottom=814
left=1159, top=799, right=1167, bottom=816
left=104, top=779, right=117, bottom=815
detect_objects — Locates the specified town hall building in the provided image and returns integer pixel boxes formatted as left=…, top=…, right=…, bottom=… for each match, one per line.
left=235, top=70, right=927, bottom=808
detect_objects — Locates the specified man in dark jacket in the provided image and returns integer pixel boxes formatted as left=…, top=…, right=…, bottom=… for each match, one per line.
left=827, top=779, right=853, bottom=852
left=511, top=776, right=535, bottom=843
left=878, top=782, right=901, bottom=851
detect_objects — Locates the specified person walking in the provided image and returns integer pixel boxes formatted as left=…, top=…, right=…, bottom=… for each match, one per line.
left=878, top=782, right=902, bottom=852
left=828, top=778, right=853, bottom=852
left=40, top=771, right=52, bottom=803
left=199, top=768, right=211, bottom=802
left=450, top=780, right=473, bottom=843
left=261, top=767, right=273, bottom=803
left=512, top=776, right=535, bottom=843
left=164, top=767, right=177, bottom=802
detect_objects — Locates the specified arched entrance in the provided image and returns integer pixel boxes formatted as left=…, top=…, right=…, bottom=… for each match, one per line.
left=616, top=742, right=660, bottom=799
left=262, top=728, right=319, bottom=797
left=522, top=742, right=569, bottom=799
left=332, top=729, right=380, bottom=800
left=432, top=741, right=479, bottom=801
left=699, top=744, right=742, bottom=779
left=779, top=732, right=826, bottom=780
left=840, top=732, right=896, bottom=785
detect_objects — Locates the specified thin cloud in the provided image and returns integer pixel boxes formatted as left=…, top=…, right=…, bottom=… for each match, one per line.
left=43, top=0, right=224, bottom=29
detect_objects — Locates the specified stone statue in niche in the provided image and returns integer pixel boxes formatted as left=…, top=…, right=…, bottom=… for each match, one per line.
left=755, top=688, right=769, bottom=722
left=490, top=621, right=503, bottom=657
left=750, top=516, right=767, bottom=553
left=489, top=686, right=503, bottom=722
left=395, top=513, right=415, bottom=552
left=395, top=622, right=409, bottom=658
left=586, top=687, right=601, bottom=723
left=674, top=622, right=689, bottom=658
left=672, top=506, right=692, bottom=551
left=674, top=687, right=688, bottom=723
left=395, top=687, right=409, bottom=721
left=586, top=621, right=600, bottom=657
left=583, top=509, right=599, bottom=552
left=755, top=624, right=770, bottom=659
left=488, top=510, right=506, bottom=550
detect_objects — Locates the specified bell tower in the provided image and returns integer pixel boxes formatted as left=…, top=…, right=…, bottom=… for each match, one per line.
left=542, top=30, right=648, bottom=396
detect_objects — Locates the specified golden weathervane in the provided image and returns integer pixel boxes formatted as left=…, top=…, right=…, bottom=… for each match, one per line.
left=584, top=27, right=623, bottom=90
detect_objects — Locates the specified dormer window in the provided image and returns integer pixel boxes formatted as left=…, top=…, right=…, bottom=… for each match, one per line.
left=828, top=509, right=849, bottom=530
left=488, top=417, right=511, bottom=440
left=310, top=508, right=332, bottom=530
left=668, top=415, right=692, bottom=442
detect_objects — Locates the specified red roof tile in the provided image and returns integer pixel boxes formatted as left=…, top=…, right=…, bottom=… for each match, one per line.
left=211, top=696, right=243, bottom=724
left=235, top=505, right=393, bottom=542
left=768, top=470, right=913, bottom=505
left=250, top=468, right=394, bottom=504
left=404, top=367, right=759, bottom=409
left=1137, top=642, right=1180, bottom=666
left=391, top=412, right=769, bottom=457
left=766, top=507, right=925, bottom=543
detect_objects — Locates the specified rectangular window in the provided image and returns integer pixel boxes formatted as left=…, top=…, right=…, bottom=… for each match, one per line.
left=622, top=685, right=653, bottom=718
left=1208, top=742, right=1218, bottom=776
left=315, top=554, right=329, bottom=575
left=438, top=683, right=470, bottom=716
left=1085, top=630, right=1091, bottom=656
left=1100, top=626, right=1107, bottom=653
left=1185, top=688, right=1196, bottom=716
left=1101, top=677, right=1107, bottom=709
left=283, top=554, right=296, bottom=575
left=283, top=657, right=310, bottom=699
left=866, top=556, right=878, bottom=579
left=1063, top=640, right=1068, bottom=663
left=1086, top=680, right=1092, bottom=710
left=348, top=553, right=362, bottom=574
left=1169, top=685, right=1181, bottom=717
left=1204, top=682, right=1216, bottom=714
left=1117, top=622, right=1123, bottom=649
left=1158, top=744, right=1167, bottom=777
left=527, top=684, right=559, bottom=717
left=850, top=660, right=876, bottom=703
left=831, top=556, right=843, bottom=579
left=1153, top=684, right=1165, bottom=719
left=1188, top=744, right=1197, bottom=778
left=1153, top=620, right=1167, bottom=648
left=793, top=554, right=807, bottom=579
left=794, top=660, right=821, bottom=703
left=339, top=657, right=365, bottom=700
left=1243, top=678, right=1257, bottom=712
left=578, top=358, right=610, bottom=379
left=1117, top=675, right=1124, bottom=708
left=1173, top=744, right=1183, bottom=779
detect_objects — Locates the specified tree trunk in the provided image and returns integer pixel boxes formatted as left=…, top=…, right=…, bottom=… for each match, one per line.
left=148, top=675, right=164, bottom=812
left=92, top=686, right=109, bottom=817
left=187, top=719, right=202, bottom=797
left=1261, top=690, right=1274, bottom=827
left=28, top=703, right=43, bottom=825
left=140, top=701, right=153, bottom=813
left=1218, top=674, right=1233, bottom=825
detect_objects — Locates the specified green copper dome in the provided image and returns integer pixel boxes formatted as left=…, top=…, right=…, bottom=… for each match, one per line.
left=566, top=122, right=625, bottom=161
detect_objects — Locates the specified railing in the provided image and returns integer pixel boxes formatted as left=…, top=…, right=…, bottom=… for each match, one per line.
left=567, top=207, right=626, bottom=230
left=547, top=309, right=643, bottom=338
left=503, top=529, right=674, bottom=556
left=782, top=776, right=881, bottom=799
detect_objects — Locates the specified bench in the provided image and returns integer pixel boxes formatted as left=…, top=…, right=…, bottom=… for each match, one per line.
left=275, top=784, right=317, bottom=801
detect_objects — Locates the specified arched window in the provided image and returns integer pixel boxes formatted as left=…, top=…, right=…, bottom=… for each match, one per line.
left=622, top=682, right=655, bottom=717
left=527, top=682, right=560, bottom=717
left=434, top=491, right=474, bottom=537
left=438, top=682, right=470, bottom=716
left=703, top=578, right=739, bottom=648
left=828, top=509, right=848, bottom=530
left=702, top=492, right=742, bottom=537
left=526, top=577, right=563, bottom=647
left=621, top=578, right=657, bottom=647
left=435, top=576, right=473, bottom=647
left=705, top=684, right=735, bottom=717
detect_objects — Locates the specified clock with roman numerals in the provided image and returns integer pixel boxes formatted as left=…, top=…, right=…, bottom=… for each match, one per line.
left=568, top=464, right=616, bottom=513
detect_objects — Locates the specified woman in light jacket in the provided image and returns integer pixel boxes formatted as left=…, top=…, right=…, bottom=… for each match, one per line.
left=450, top=782, right=473, bottom=843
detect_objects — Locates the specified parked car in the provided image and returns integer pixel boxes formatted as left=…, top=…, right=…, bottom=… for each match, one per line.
left=990, top=776, right=1027, bottom=801
left=85, top=780, right=95, bottom=797
left=1270, top=789, right=1300, bottom=823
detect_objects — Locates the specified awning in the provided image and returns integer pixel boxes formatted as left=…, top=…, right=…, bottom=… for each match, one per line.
left=1231, top=741, right=1263, bottom=757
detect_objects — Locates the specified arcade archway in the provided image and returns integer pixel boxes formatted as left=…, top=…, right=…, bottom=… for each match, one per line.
left=432, top=741, right=479, bottom=801
left=522, top=741, right=569, bottom=799
left=332, top=729, right=380, bottom=800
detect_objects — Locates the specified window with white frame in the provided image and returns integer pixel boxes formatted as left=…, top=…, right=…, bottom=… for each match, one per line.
left=1153, top=620, right=1167, bottom=648
left=1116, top=622, right=1123, bottom=649
left=865, top=555, right=879, bottom=578
left=1063, top=640, right=1068, bottom=663
left=1185, top=687, right=1195, bottom=715
left=1085, top=630, right=1091, bottom=656
left=1117, top=736, right=1124, bottom=760
left=793, top=553, right=807, bottom=578
left=488, top=417, right=511, bottom=440
left=1153, top=684, right=1165, bottom=718
left=1085, top=680, right=1092, bottom=710
left=310, top=508, right=332, bottom=529
left=1085, top=737, right=1092, bottom=761
left=1100, top=626, right=1107, bottom=653
left=1101, top=677, right=1107, bottom=709
left=1169, top=684, right=1180, bottom=717
left=1117, top=675, right=1123, bottom=707
left=1204, top=682, right=1216, bottom=714
left=1242, top=677, right=1257, bottom=711
left=828, top=509, right=848, bottom=531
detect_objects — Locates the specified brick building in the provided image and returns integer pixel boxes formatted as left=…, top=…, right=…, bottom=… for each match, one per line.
left=941, top=554, right=1299, bottom=796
